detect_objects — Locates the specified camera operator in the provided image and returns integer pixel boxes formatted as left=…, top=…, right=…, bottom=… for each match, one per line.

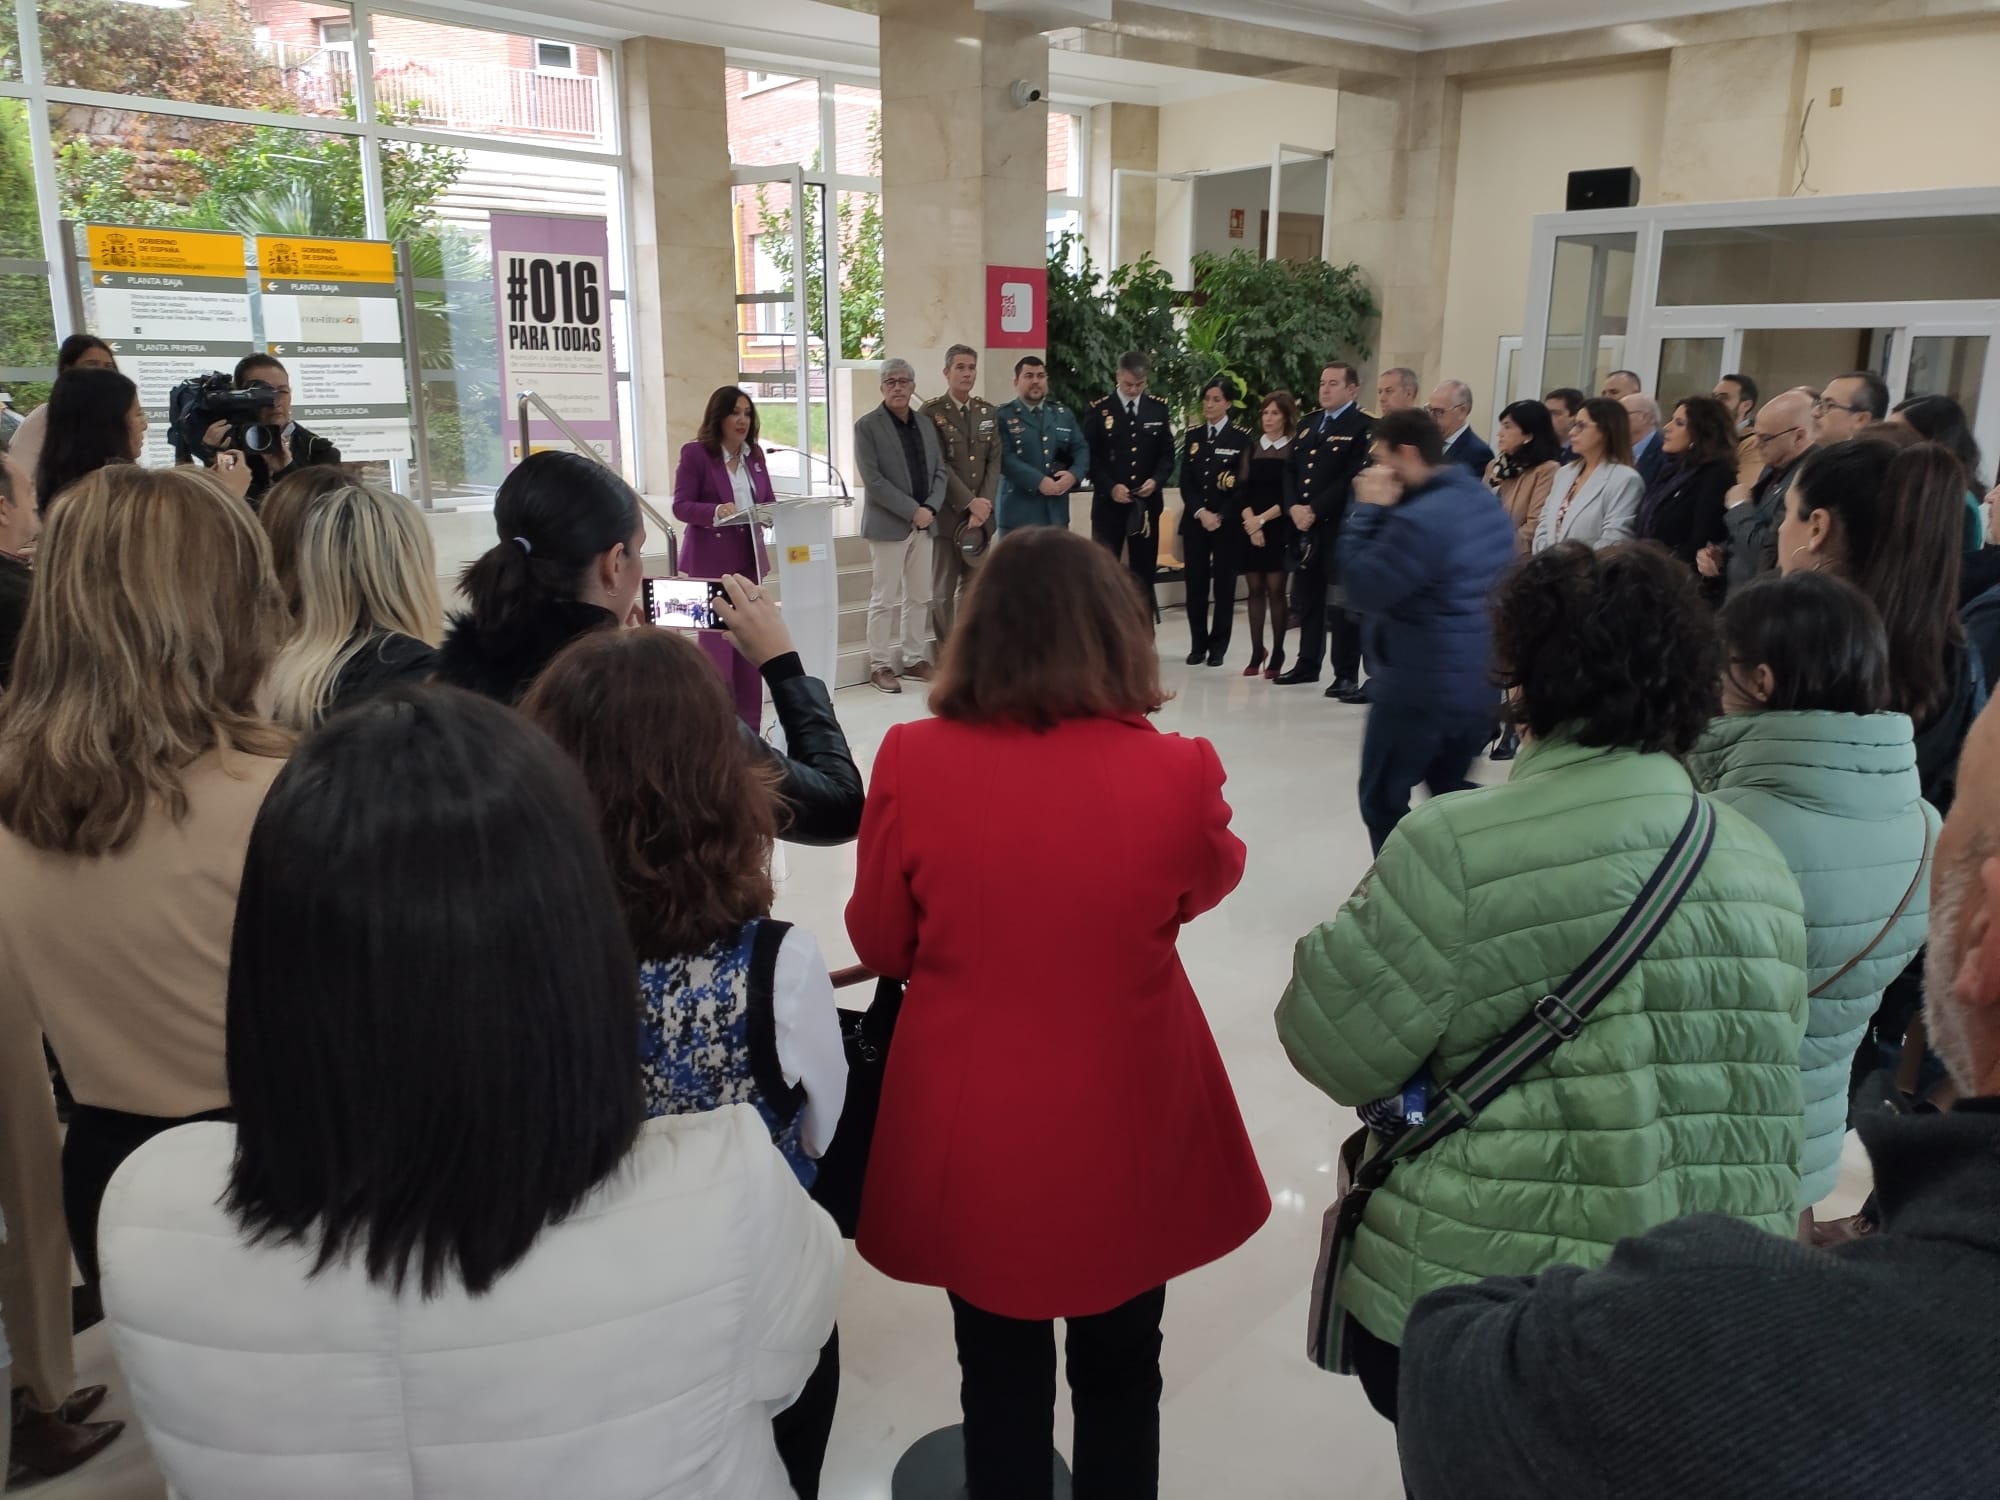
left=201, top=356, right=342, bottom=505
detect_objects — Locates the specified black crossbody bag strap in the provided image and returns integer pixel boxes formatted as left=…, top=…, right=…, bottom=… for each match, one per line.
left=745, top=918, right=807, bottom=1124
left=1317, top=793, right=1718, bottom=1373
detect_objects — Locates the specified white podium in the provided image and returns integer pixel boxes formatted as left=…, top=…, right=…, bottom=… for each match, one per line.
left=748, top=492, right=848, bottom=691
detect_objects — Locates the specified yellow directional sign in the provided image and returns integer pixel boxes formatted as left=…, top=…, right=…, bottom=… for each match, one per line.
left=84, top=225, right=246, bottom=279
left=254, top=236, right=396, bottom=285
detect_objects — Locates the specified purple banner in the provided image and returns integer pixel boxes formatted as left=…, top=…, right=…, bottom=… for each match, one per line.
left=490, top=213, right=619, bottom=471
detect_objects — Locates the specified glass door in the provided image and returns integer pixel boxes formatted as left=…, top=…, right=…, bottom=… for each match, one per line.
left=730, top=163, right=821, bottom=490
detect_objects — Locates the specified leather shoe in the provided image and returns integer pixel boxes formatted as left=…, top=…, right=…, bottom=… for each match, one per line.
left=1185, top=648, right=1207, bottom=665
left=1329, top=676, right=1359, bottom=697
left=901, top=661, right=935, bottom=684
left=1337, top=682, right=1373, bottom=705
left=1272, top=666, right=1321, bottom=686
left=1206, top=651, right=1227, bottom=667
left=58, top=1387, right=109, bottom=1425
left=869, top=667, right=902, bottom=694
left=9, top=1391, right=124, bottom=1487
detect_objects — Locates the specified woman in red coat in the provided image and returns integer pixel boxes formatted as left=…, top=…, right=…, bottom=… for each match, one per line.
left=846, top=527, right=1269, bottom=1500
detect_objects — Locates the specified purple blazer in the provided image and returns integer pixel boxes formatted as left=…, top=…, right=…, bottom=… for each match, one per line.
left=672, top=440, right=774, bottom=579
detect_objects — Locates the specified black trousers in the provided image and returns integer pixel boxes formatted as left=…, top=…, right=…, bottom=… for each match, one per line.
left=771, top=1325, right=840, bottom=1499
left=950, top=1284, right=1166, bottom=1500
left=1181, top=527, right=1236, bottom=659
left=1357, top=702, right=1494, bottom=854
left=1091, top=506, right=1161, bottom=621
left=64, top=1103, right=232, bottom=1285
left=1288, top=540, right=1361, bottom=680
left=1345, top=1315, right=1401, bottom=1425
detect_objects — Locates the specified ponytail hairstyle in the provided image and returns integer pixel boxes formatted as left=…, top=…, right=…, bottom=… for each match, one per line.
left=459, top=451, right=641, bottom=635
left=1791, top=438, right=1965, bottom=725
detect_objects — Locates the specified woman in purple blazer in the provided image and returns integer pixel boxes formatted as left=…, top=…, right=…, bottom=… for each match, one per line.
left=674, top=386, right=776, bottom=727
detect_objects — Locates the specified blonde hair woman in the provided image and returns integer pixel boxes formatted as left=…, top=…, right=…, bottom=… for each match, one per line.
left=266, top=482, right=444, bottom=730
left=0, top=465, right=290, bottom=1291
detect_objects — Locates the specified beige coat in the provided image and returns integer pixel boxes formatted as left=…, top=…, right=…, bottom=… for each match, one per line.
left=1485, top=458, right=1557, bottom=555
left=0, top=750, right=284, bottom=1117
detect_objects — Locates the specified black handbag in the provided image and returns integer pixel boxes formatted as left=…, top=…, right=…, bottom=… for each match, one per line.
left=807, top=974, right=903, bottom=1239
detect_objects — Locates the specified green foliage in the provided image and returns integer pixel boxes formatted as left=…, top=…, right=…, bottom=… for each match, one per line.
left=32, top=0, right=292, bottom=110
left=1049, top=236, right=1381, bottom=429
left=1186, top=250, right=1378, bottom=413
left=0, top=104, right=56, bottom=388
left=754, top=122, right=885, bottom=363
left=1044, top=233, right=1195, bottom=418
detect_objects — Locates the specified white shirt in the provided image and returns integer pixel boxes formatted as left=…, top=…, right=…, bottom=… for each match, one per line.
left=1261, top=436, right=1290, bottom=451
left=719, top=445, right=755, bottom=525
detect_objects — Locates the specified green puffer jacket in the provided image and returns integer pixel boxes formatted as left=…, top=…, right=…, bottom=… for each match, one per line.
left=1278, top=738, right=1808, bottom=1347
left=1688, top=711, right=1936, bottom=1209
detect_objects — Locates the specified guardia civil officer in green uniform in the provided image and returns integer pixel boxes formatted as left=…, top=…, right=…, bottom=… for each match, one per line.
left=995, top=354, right=1089, bottom=535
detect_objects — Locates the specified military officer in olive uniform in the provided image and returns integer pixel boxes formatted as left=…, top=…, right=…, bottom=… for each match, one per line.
left=1276, top=361, right=1373, bottom=697
left=921, top=343, right=1002, bottom=643
left=1178, top=376, right=1253, bottom=667
left=1086, top=350, right=1177, bottom=620
left=995, top=354, right=1089, bottom=534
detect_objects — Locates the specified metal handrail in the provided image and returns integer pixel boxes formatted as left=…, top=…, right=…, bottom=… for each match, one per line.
left=516, top=389, right=676, bottom=575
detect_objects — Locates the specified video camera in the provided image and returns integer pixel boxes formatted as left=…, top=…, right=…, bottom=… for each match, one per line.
left=166, top=372, right=282, bottom=464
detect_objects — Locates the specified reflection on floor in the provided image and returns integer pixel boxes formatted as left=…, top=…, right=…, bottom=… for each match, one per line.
left=36, top=639, right=1873, bottom=1500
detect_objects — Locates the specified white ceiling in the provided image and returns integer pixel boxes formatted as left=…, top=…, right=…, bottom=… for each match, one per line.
left=431, top=0, right=1792, bottom=102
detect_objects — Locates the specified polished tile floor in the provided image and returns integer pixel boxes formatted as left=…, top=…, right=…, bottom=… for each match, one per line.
left=35, top=631, right=1873, bottom=1499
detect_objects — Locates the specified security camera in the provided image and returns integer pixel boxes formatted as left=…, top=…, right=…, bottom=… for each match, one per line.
left=1010, top=80, right=1045, bottom=109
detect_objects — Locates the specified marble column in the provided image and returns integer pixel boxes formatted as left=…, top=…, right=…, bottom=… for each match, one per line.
left=1657, top=35, right=1809, bottom=202
left=879, top=0, right=1049, bottom=404
left=1086, top=102, right=1160, bottom=271
left=622, top=37, right=737, bottom=486
left=1329, top=65, right=1463, bottom=387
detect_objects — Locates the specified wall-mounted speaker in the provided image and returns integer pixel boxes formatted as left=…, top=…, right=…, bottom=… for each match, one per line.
left=1565, top=167, right=1641, bottom=212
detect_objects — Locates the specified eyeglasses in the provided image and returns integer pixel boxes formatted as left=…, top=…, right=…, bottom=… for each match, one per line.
left=1813, top=398, right=1866, bottom=416
left=1424, top=404, right=1466, bottom=420
left=1755, top=426, right=1804, bottom=447
left=881, top=377, right=915, bottom=389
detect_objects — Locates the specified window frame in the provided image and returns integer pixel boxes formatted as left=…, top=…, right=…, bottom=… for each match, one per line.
left=1, top=0, right=636, bottom=494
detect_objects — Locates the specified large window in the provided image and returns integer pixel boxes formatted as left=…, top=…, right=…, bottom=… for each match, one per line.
left=726, top=65, right=882, bottom=479
left=1047, top=108, right=1086, bottom=266
left=0, top=1, right=630, bottom=501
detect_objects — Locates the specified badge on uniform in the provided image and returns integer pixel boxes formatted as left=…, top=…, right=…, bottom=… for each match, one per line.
left=1104, top=412, right=1116, bottom=430
left=1189, top=441, right=1200, bottom=455
left=1219, top=471, right=1236, bottom=490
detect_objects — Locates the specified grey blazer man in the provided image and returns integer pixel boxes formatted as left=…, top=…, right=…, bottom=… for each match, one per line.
left=854, top=403, right=949, bottom=539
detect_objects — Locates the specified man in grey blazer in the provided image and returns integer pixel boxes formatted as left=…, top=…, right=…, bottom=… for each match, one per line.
left=854, top=358, right=950, bottom=693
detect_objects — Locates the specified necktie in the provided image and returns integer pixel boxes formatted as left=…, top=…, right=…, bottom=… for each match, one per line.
left=1127, top=400, right=1137, bottom=419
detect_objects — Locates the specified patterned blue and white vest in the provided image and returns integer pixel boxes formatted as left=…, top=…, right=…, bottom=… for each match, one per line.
left=638, top=918, right=813, bottom=1185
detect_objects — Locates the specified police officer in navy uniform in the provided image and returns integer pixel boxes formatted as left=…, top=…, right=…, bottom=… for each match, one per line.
left=1086, top=350, right=1177, bottom=620
left=1275, top=361, right=1373, bottom=697
left=1178, top=376, right=1253, bottom=667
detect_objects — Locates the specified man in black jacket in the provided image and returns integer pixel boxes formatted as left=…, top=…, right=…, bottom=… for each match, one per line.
left=233, top=354, right=343, bottom=505
left=1276, top=362, right=1371, bottom=695
left=1395, top=696, right=2000, bottom=1497
left=1085, top=350, right=1176, bottom=621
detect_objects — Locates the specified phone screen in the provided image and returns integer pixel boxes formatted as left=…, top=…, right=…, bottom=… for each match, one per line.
left=643, top=577, right=726, bottom=631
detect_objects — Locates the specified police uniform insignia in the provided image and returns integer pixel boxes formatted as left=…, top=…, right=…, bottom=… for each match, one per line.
left=1189, top=441, right=1200, bottom=454
left=1219, top=472, right=1235, bottom=490
left=1104, top=412, right=1116, bottom=430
